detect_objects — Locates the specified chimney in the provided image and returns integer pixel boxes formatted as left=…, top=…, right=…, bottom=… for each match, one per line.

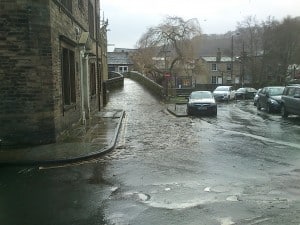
left=216, top=48, right=221, bottom=62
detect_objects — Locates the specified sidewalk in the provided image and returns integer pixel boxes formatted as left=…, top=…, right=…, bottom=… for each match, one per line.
left=0, top=109, right=125, bottom=166
left=167, top=103, right=188, bottom=117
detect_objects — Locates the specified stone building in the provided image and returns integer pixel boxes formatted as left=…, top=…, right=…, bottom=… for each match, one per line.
left=108, top=48, right=135, bottom=73
left=0, top=0, right=108, bottom=147
left=200, top=49, right=241, bottom=86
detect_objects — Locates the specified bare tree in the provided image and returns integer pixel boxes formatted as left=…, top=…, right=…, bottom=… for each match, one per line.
left=236, top=16, right=263, bottom=86
left=261, top=16, right=300, bottom=85
left=135, top=16, right=202, bottom=79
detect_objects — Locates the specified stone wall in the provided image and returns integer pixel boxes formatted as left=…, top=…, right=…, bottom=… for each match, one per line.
left=0, top=0, right=56, bottom=147
left=50, top=0, right=84, bottom=136
left=0, top=0, right=101, bottom=147
left=127, top=72, right=164, bottom=99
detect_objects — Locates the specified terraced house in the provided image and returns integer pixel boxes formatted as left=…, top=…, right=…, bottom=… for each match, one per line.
left=200, top=49, right=241, bottom=86
left=0, top=0, right=108, bottom=147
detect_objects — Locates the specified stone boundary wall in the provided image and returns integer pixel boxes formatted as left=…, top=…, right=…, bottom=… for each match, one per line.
left=126, top=71, right=164, bottom=99
left=103, top=72, right=124, bottom=105
left=106, top=72, right=124, bottom=89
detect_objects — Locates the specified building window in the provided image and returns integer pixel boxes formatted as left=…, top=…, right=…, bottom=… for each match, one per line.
left=88, top=1, right=95, bottom=38
left=61, top=0, right=72, bottom=12
left=90, top=63, right=96, bottom=97
left=212, top=76, right=216, bottom=84
left=118, top=66, right=128, bottom=73
left=227, top=63, right=231, bottom=71
left=212, top=63, right=217, bottom=71
left=212, top=76, right=222, bottom=84
left=62, top=48, right=76, bottom=105
left=182, top=78, right=192, bottom=87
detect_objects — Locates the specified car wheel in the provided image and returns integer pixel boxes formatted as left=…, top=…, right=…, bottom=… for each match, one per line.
left=214, top=108, right=218, bottom=116
left=281, top=105, right=288, bottom=118
left=257, top=101, right=261, bottom=110
left=187, top=107, right=191, bottom=116
left=266, top=103, right=272, bottom=113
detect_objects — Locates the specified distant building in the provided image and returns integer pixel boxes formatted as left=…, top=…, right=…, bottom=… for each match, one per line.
left=108, top=48, right=134, bottom=73
left=0, top=0, right=108, bottom=147
left=200, top=49, right=241, bottom=86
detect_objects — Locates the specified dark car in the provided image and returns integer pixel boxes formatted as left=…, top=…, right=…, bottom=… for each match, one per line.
left=187, top=91, right=217, bottom=116
left=253, top=88, right=262, bottom=106
left=256, top=86, right=285, bottom=113
left=281, top=85, right=300, bottom=117
left=234, top=87, right=257, bottom=100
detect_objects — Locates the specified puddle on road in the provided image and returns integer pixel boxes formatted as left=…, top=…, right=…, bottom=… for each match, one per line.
left=226, top=195, right=239, bottom=202
left=218, top=217, right=235, bottom=225
left=129, top=183, right=243, bottom=210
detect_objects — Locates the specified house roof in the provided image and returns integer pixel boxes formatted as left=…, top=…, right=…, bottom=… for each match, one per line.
left=201, top=56, right=232, bottom=62
left=113, top=48, right=137, bottom=53
left=107, top=52, right=133, bottom=65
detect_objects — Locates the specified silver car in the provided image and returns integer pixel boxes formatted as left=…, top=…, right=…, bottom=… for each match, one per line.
left=187, top=91, right=217, bottom=116
left=213, top=86, right=235, bottom=102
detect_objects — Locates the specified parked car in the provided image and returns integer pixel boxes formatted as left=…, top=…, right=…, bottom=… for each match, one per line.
left=187, top=91, right=217, bottom=116
left=234, top=87, right=257, bottom=100
left=253, top=88, right=262, bottom=106
left=281, top=85, right=300, bottom=118
left=213, top=86, right=235, bottom=102
left=256, top=86, right=285, bottom=113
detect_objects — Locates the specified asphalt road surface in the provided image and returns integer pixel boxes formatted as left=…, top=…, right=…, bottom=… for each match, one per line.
left=1, top=78, right=300, bottom=225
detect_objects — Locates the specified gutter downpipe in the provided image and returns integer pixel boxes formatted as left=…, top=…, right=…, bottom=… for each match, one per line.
left=85, top=54, right=91, bottom=118
left=80, top=47, right=86, bottom=125
left=95, top=0, right=101, bottom=111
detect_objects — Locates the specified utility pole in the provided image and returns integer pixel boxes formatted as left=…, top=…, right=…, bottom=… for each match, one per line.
left=240, top=41, right=247, bottom=87
left=231, top=33, right=240, bottom=84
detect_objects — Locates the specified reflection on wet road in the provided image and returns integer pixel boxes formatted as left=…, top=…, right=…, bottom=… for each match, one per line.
left=101, top=79, right=300, bottom=224
left=1, top=78, right=300, bottom=225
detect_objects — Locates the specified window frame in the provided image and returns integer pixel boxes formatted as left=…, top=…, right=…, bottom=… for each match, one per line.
left=61, top=46, right=76, bottom=106
left=88, top=1, right=95, bottom=38
left=90, top=63, right=97, bottom=97
left=226, top=63, right=231, bottom=71
left=118, top=66, right=128, bottom=73
left=212, top=76, right=223, bottom=84
left=212, top=63, right=217, bottom=71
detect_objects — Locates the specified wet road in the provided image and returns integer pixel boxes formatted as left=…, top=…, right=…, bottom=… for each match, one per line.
left=1, top=78, right=300, bottom=225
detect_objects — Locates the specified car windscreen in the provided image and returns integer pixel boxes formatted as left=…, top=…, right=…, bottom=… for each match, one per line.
left=190, top=92, right=212, bottom=99
left=236, top=88, right=246, bottom=92
left=215, top=87, right=229, bottom=91
left=268, top=87, right=284, bottom=96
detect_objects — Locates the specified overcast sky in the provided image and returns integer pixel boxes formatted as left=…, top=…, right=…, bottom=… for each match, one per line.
left=101, top=0, right=300, bottom=51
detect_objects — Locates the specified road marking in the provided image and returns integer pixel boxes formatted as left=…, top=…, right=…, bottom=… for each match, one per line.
left=218, top=128, right=300, bottom=149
